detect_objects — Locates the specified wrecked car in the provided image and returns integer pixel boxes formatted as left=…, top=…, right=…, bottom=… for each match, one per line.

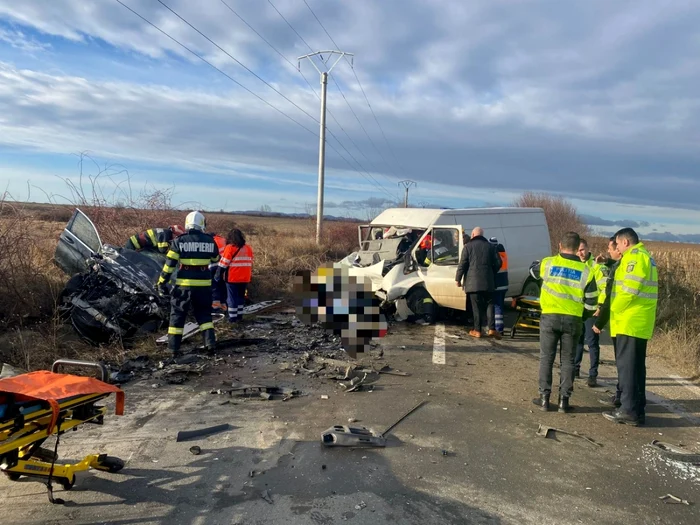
left=338, top=207, right=551, bottom=323
left=54, top=209, right=171, bottom=345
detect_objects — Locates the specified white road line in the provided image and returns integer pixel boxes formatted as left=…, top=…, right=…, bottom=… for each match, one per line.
left=433, top=323, right=446, bottom=365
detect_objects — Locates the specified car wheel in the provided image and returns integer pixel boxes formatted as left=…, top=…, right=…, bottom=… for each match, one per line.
left=521, top=278, right=540, bottom=298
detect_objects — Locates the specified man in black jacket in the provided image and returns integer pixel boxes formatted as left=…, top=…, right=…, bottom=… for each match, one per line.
left=455, top=227, right=502, bottom=338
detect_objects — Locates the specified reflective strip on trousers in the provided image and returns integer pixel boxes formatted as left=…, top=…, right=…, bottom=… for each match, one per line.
left=200, top=322, right=214, bottom=331
left=541, top=283, right=584, bottom=303
left=168, top=326, right=184, bottom=335
left=175, top=279, right=212, bottom=286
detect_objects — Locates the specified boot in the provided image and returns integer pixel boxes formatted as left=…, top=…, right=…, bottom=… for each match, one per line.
left=558, top=396, right=571, bottom=413
left=468, top=330, right=482, bottom=338
left=532, top=393, right=550, bottom=411
left=487, top=329, right=502, bottom=340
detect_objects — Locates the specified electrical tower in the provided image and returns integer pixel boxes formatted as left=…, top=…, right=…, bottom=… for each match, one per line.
left=298, top=50, right=354, bottom=244
left=398, top=180, right=416, bottom=208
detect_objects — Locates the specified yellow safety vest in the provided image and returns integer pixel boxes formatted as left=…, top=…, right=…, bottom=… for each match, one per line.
left=540, top=255, right=593, bottom=316
left=610, top=243, right=658, bottom=339
left=585, top=258, right=610, bottom=307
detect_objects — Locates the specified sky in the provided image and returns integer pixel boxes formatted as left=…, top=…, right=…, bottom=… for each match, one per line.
left=1, top=0, right=699, bottom=241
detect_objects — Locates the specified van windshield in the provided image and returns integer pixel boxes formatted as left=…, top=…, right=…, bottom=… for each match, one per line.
left=353, top=226, right=425, bottom=267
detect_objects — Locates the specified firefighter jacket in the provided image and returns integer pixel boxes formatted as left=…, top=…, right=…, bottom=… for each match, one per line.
left=494, top=243, right=509, bottom=292
left=129, top=228, right=173, bottom=253
left=593, top=259, right=620, bottom=331
left=219, top=243, right=253, bottom=283
left=158, top=230, right=220, bottom=287
left=210, top=235, right=227, bottom=270
left=530, top=253, right=596, bottom=317
left=610, top=242, right=658, bottom=340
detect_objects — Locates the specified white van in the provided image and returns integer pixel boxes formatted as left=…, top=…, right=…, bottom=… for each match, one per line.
left=338, top=207, right=551, bottom=318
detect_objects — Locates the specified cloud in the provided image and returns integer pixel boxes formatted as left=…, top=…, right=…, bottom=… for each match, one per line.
left=598, top=229, right=700, bottom=244
left=325, top=197, right=397, bottom=210
left=1, top=0, right=700, bottom=218
left=0, top=26, right=50, bottom=53
left=580, top=214, right=650, bottom=228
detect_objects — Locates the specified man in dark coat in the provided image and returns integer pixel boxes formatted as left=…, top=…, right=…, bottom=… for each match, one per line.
left=455, top=227, right=502, bottom=338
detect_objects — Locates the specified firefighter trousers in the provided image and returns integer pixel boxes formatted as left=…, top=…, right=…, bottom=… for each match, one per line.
left=168, top=285, right=215, bottom=353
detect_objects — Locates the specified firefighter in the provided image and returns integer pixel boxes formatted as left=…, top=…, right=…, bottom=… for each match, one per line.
left=489, top=237, right=509, bottom=335
left=529, top=231, right=597, bottom=413
left=125, top=225, right=185, bottom=253
left=210, top=232, right=228, bottom=313
left=215, top=228, right=253, bottom=324
left=157, top=211, right=220, bottom=356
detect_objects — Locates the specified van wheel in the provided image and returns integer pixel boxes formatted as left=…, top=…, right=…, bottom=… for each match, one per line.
left=521, top=278, right=540, bottom=298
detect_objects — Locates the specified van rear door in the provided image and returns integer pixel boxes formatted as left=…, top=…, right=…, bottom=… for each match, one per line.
left=54, top=208, right=103, bottom=276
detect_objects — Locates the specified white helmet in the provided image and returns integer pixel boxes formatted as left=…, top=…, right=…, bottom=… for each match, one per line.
left=185, top=210, right=206, bottom=231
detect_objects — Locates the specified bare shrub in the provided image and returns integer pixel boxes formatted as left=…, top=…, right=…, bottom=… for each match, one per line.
left=512, top=191, right=590, bottom=253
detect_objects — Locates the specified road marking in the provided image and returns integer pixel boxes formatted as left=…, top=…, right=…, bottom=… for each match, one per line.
left=433, top=323, right=446, bottom=364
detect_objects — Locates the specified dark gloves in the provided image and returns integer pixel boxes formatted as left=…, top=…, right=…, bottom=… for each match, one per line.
left=157, top=282, right=170, bottom=296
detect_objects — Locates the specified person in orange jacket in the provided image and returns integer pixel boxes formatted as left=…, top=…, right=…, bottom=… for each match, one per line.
left=210, top=232, right=228, bottom=313
left=215, top=229, right=253, bottom=323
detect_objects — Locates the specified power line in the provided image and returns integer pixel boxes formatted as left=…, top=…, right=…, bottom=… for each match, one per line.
left=155, top=0, right=318, bottom=125
left=113, top=0, right=316, bottom=136
left=113, top=0, right=393, bottom=199
left=268, top=0, right=399, bottom=199
left=302, top=0, right=407, bottom=175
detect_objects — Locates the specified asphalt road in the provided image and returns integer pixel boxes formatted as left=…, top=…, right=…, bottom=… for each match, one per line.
left=2, top=315, right=699, bottom=525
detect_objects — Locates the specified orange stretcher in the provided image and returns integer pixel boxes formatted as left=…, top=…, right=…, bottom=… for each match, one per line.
left=0, top=359, right=125, bottom=503
left=510, top=295, right=541, bottom=338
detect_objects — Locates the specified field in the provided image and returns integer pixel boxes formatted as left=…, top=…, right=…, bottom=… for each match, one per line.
left=1, top=200, right=698, bottom=378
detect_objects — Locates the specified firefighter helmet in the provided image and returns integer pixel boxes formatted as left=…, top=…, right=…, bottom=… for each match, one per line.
left=185, top=211, right=206, bottom=231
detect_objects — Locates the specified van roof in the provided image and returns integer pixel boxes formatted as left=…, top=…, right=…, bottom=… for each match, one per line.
left=369, top=207, right=544, bottom=228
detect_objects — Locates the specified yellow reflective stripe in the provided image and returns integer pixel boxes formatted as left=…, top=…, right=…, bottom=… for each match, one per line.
left=541, top=283, right=583, bottom=303
left=423, top=298, right=434, bottom=303
left=162, top=265, right=175, bottom=274
left=584, top=304, right=598, bottom=311
left=180, top=258, right=211, bottom=265
left=130, top=235, right=140, bottom=247
left=147, top=230, right=158, bottom=246
left=168, top=326, right=184, bottom=335
left=584, top=291, right=599, bottom=298
left=166, top=250, right=180, bottom=260
left=157, top=242, right=169, bottom=248
left=175, top=278, right=212, bottom=286
left=199, top=322, right=214, bottom=331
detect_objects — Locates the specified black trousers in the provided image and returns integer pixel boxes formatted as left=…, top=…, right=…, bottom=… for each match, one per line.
left=615, top=335, right=647, bottom=419
left=168, top=286, right=215, bottom=352
left=612, top=336, right=621, bottom=400
left=538, top=314, right=581, bottom=398
left=469, top=291, right=494, bottom=331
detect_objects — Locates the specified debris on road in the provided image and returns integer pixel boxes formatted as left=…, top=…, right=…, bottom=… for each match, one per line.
left=649, top=440, right=700, bottom=463
left=355, top=501, right=367, bottom=510
left=535, top=424, right=602, bottom=448
left=189, top=446, right=201, bottom=455
left=176, top=423, right=231, bottom=442
left=659, top=494, right=691, bottom=505
left=261, top=489, right=274, bottom=505
left=321, top=425, right=388, bottom=447
left=535, top=424, right=602, bottom=447
left=381, top=400, right=428, bottom=438
left=321, top=395, right=330, bottom=400
left=227, top=383, right=301, bottom=401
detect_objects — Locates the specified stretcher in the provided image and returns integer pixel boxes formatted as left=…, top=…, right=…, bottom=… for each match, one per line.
left=510, top=295, right=541, bottom=338
left=0, top=359, right=125, bottom=504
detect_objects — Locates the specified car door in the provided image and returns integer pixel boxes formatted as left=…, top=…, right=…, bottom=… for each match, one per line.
left=54, top=208, right=103, bottom=276
left=420, top=226, right=465, bottom=311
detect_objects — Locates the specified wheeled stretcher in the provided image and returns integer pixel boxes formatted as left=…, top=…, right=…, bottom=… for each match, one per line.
left=510, top=295, right=541, bottom=338
left=0, top=359, right=125, bottom=503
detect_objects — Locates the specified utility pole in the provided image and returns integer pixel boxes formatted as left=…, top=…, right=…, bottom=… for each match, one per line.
left=398, top=180, right=416, bottom=208
left=298, top=50, right=354, bottom=244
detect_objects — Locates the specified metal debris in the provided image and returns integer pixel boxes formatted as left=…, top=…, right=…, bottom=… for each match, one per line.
left=659, top=494, right=691, bottom=505
left=261, top=489, right=274, bottom=505
left=228, top=383, right=300, bottom=401
left=535, top=424, right=602, bottom=448
left=649, top=440, right=700, bottom=463
left=176, top=423, right=231, bottom=442
left=321, top=425, right=388, bottom=447
left=189, top=446, right=201, bottom=455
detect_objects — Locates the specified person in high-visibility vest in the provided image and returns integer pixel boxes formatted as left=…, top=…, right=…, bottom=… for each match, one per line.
left=592, top=236, right=623, bottom=407
left=125, top=225, right=185, bottom=253
left=489, top=237, right=509, bottom=335
left=215, top=229, right=254, bottom=324
left=528, top=231, right=597, bottom=413
left=601, top=228, right=658, bottom=426
left=574, top=238, right=610, bottom=387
